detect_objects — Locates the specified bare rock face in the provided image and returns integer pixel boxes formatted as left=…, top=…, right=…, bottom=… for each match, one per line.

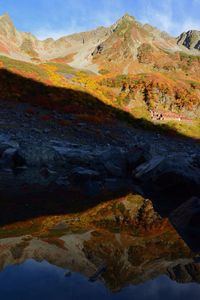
left=177, top=30, right=200, bottom=51
left=0, top=14, right=16, bottom=39
left=167, top=263, right=200, bottom=283
left=134, top=153, right=200, bottom=198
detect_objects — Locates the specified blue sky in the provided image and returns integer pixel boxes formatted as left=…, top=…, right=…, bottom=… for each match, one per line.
left=0, top=0, right=199, bottom=39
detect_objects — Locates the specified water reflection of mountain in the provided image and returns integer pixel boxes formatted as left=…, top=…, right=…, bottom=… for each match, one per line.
left=0, top=194, right=199, bottom=291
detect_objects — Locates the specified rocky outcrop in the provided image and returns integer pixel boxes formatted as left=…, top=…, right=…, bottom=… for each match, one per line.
left=134, top=153, right=200, bottom=199
left=0, top=133, right=146, bottom=206
left=168, top=263, right=200, bottom=283
left=177, top=30, right=200, bottom=51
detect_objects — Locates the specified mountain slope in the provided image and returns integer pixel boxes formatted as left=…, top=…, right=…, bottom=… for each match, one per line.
left=0, top=13, right=112, bottom=71
left=0, top=13, right=199, bottom=74
left=92, top=14, right=180, bottom=72
left=0, top=13, right=199, bottom=136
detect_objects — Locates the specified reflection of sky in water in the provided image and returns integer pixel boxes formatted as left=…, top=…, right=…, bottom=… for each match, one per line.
left=0, top=260, right=200, bottom=300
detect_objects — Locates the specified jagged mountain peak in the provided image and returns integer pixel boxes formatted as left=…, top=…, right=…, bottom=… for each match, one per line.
left=177, top=30, right=200, bottom=51
left=0, top=13, right=14, bottom=25
left=0, top=12, right=17, bottom=41
left=114, top=13, right=141, bottom=28
left=0, top=13, right=11, bottom=20
left=111, top=13, right=143, bottom=38
left=120, top=13, right=136, bottom=21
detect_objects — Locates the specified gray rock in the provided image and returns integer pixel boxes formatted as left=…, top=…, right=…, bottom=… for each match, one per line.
left=134, top=156, right=164, bottom=179
left=134, top=153, right=200, bottom=193
left=0, top=147, right=26, bottom=169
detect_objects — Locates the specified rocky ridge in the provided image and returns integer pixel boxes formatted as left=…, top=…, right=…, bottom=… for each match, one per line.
left=0, top=13, right=199, bottom=72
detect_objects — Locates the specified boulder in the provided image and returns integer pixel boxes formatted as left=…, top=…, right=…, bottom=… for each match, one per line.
left=0, top=146, right=26, bottom=169
left=134, top=153, right=200, bottom=196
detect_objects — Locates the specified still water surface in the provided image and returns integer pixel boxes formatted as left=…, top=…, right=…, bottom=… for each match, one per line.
left=0, top=193, right=199, bottom=300
left=0, top=259, right=200, bottom=300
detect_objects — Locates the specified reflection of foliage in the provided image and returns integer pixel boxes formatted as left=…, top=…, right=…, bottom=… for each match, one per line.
left=10, top=241, right=29, bottom=259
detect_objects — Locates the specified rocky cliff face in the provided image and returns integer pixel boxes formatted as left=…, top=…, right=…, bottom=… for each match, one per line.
left=177, top=30, right=200, bottom=51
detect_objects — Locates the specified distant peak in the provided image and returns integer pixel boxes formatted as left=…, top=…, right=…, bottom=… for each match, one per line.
left=119, top=13, right=135, bottom=22
left=123, top=13, right=133, bottom=18
left=0, top=13, right=13, bottom=24
left=112, top=13, right=141, bottom=32
left=177, top=29, right=200, bottom=50
left=1, top=13, right=11, bottom=19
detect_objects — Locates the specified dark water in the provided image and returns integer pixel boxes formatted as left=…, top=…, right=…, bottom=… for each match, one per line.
left=0, top=191, right=199, bottom=300
left=1, top=259, right=200, bottom=300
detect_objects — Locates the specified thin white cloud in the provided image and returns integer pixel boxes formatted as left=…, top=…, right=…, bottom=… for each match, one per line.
left=34, top=26, right=83, bottom=40
left=33, top=16, right=114, bottom=40
left=33, top=17, right=87, bottom=40
left=34, top=29, right=69, bottom=40
left=139, top=0, right=200, bottom=36
left=28, top=0, right=200, bottom=40
left=33, top=0, right=124, bottom=40
left=179, top=19, right=200, bottom=33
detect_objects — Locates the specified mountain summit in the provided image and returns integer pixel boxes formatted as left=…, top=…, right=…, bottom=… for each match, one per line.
left=0, top=13, right=199, bottom=73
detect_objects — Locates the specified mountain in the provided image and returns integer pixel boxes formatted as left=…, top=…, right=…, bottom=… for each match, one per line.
left=0, top=13, right=199, bottom=73
left=0, top=13, right=199, bottom=134
left=0, top=13, right=112, bottom=71
left=177, top=30, right=200, bottom=51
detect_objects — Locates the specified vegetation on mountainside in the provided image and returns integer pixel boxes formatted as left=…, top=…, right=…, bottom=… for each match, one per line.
left=101, top=73, right=200, bottom=114
left=0, top=55, right=48, bottom=80
left=0, top=55, right=199, bottom=139
left=20, top=38, right=39, bottom=58
left=115, top=16, right=136, bottom=37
